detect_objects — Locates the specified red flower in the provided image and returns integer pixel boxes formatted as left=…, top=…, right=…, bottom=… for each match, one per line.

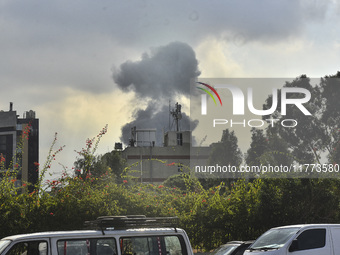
left=158, top=185, right=164, bottom=188
left=0, top=154, right=5, bottom=163
left=123, top=180, right=128, bottom=183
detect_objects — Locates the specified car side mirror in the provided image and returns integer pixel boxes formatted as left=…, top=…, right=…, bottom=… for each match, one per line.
left=289, top=239, right=299, bottom=252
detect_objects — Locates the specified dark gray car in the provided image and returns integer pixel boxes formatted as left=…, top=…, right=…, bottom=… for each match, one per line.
left=210, top=241, right=253, bottom=255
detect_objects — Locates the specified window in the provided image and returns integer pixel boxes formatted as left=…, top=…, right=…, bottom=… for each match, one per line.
left=295, top=229, right=326, bottom=250
left=0, top=136, right=6, bottom=151
left=6, top=241, right=47, bottom=255
left=234, top=246, right=249, bottom=255
left=120, top=236, right=187, bottom=255
left=251, top=227, right=299, bottom=250
left=57, top=238, right=116, bottom=255
left=164, top=237, right=185, bottom=255
left=0, top=135, right=13, bottom=169
left=176, top=133, right=182, bottom=146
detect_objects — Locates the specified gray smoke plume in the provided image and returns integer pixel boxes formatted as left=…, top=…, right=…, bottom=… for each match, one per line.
left=120, top=103, right=198, bottom=146
left=113, top=41, right=200, bottom=145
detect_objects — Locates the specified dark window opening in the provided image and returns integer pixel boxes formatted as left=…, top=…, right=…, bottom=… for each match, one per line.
left=177, top=133, right=182, bottom=146
left=295, top=228, right=326, bottom=251
left=0, top=134, right=13, bottom=169
left=7, top=241, right=47, bottom=255
left=57, top=238, right=117, bottom=255
left=120, top=235, right=188, bottom=255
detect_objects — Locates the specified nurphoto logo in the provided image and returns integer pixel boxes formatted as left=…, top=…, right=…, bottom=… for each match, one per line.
left=196, top=82, right=223, bottom=115
left=197, top=82, right=312, bottom=116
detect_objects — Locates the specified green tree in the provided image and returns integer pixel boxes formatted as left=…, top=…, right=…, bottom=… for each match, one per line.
left=209, top=129, right=242, bottom=167
left=246, top=128, right=268, bottom=166
left=162, top=173, right=203, bottom=193
left=246, top=128, right=294, bottom=178
left=94, top=150, right=126, bottom=182
left=263, top=75, right=327, bottom=164
left=258, top=134, right=293, bottom=167
left=74, top=147, right=125, bottom=183
left=201, top=129, right=242, bottom=188
left=319, top=72, right=340, bottom=164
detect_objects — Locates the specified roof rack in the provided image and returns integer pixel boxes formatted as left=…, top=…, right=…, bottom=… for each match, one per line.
left=84, top=215, right=179, bottom=235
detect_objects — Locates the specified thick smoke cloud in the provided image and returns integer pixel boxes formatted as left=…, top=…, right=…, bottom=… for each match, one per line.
left=113, top=42, right=200, bottom=145
left=113, top=42, right=200, bottom=98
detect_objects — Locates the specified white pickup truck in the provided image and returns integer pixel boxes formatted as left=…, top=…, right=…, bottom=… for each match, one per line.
left=0, top=216, right=193, bottom=255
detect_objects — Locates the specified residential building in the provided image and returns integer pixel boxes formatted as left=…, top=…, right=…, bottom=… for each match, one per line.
left=0, top=103, right=39, bottom=188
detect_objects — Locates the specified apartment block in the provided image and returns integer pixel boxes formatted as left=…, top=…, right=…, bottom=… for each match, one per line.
left=0, top=103, right=39, bottom=188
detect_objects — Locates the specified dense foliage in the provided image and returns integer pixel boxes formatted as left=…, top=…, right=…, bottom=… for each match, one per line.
left=2, top=164, right=340, bottom=251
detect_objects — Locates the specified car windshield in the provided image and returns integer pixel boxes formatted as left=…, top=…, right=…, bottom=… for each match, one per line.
left=210, top=245, right=238, bottom=255
left=0, top=240, right=11, bottom=254
left=250, top=227, right=299, bottom=250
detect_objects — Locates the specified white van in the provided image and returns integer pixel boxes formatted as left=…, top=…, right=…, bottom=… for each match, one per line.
left=0, top=216, right=193, bottom=255
left=244, top=224, right=340, bottom=255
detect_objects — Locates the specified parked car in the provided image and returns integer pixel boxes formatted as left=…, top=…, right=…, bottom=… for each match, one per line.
left=244, top=224, right=340, bottom=255
left=0, top=216, right=193, bottom=255
left=210, top=241, right=253, bottom=255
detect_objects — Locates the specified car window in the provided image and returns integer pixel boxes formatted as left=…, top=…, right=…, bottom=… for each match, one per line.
left=6, top=241, right=47, bottom=255
left=210, top=245, right=237, bottom=255
left=295, top=229, right=326, bottom=251
left=251, top=227, right=299, bottom=249
left=120, top=235, right=187, bottom=255
left=57, top=238, right=116, bottom=255
left=234, top=245, right=249, bottom=255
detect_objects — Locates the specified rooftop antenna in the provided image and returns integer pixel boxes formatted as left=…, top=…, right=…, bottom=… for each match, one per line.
left=170, top=102, right=182, bottom=132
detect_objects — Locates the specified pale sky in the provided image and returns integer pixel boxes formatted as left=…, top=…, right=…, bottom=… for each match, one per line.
left=1, top=0, right=339, bottom=179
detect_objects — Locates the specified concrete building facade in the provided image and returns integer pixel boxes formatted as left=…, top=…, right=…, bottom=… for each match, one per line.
left=122, top=130, right=210, bottom=183
left=0, top=103, right=39, bottom=188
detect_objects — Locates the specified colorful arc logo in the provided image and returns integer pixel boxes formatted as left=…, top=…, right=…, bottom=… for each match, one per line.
left=196, top=82, right=223, bottom=106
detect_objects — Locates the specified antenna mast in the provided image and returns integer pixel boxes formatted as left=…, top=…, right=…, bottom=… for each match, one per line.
left=170, top=102, right=182, bottom=131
